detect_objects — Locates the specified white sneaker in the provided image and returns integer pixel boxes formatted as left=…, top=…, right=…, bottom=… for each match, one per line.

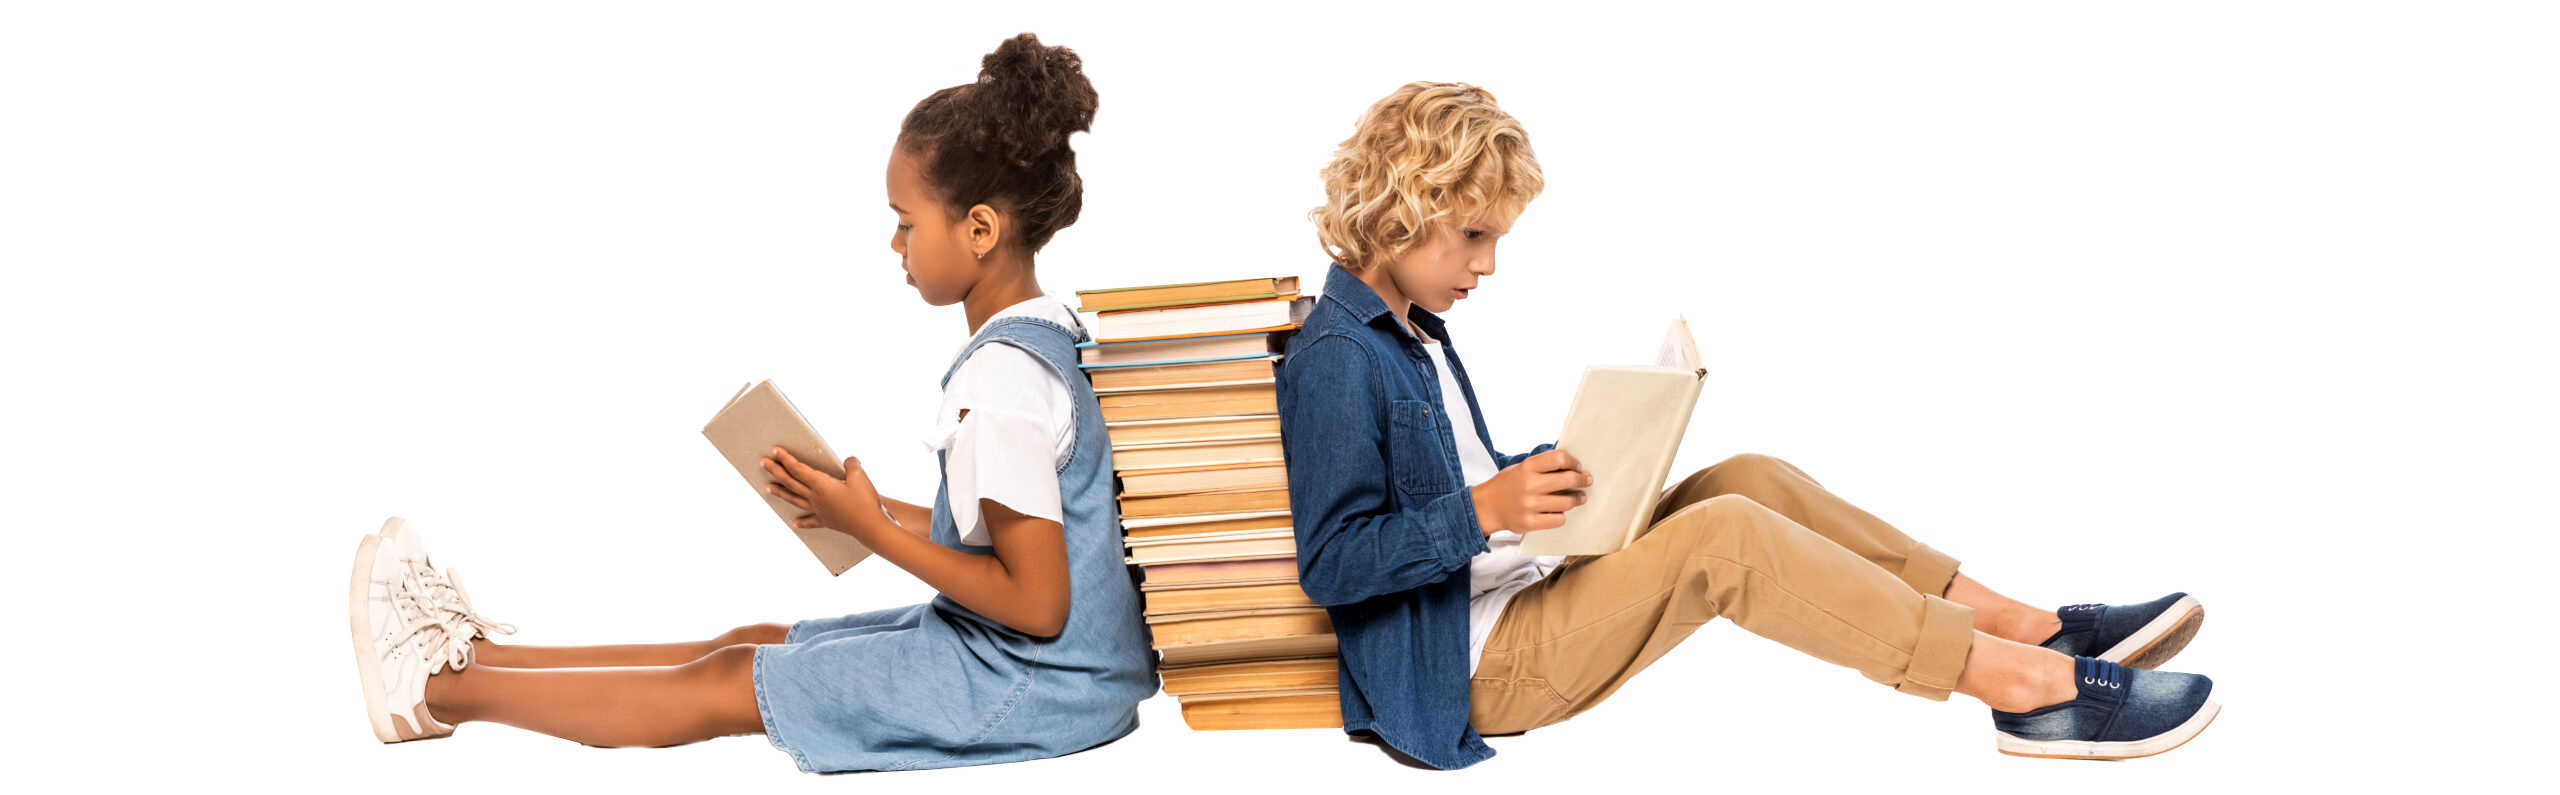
left=377, top=517, right=516, bottom=643
left=349, top=531, right=476, bottom=742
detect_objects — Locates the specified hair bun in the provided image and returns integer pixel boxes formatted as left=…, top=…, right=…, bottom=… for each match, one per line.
left=971, top=33, right=1098, bottom=167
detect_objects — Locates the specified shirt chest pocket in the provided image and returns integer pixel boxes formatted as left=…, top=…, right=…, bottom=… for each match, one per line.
left=1387, top=399, right=1457, bottom=496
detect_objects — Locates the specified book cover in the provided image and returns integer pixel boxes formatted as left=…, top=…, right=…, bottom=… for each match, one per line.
left=700, top=380, right=873, bottom=575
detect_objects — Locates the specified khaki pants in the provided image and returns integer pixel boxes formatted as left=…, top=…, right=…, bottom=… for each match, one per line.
left=1469, top=453, right=1976, bottom=734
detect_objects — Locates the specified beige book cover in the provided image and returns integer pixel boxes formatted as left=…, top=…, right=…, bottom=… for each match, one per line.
left=1517, top=317, right=1709, bottom=557
left=701, top=380, right=873, bottom=575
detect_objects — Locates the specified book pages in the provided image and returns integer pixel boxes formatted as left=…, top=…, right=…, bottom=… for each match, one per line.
left=1515, top=365, right=1707, bottom=556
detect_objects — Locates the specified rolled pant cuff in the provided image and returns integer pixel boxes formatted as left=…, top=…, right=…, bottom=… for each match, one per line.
left=1893, top=594, right=1974, bottom=701
left=1900, top=542, right=1962, bottom=598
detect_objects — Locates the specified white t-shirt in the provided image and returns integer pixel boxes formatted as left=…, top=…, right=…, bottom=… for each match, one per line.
left=1409, top=323, right=1565, bottom=673
left=922, top=295, right=1079, bottom=546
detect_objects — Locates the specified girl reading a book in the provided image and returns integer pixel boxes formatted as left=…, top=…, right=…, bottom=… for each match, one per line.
left=1275, top=82, right=2221, bottom=768
left=346, top=33, right=1157, bottom=773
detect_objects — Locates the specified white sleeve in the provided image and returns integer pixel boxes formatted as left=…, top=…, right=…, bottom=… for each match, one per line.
left=936, top=342, right=1072, bottom=546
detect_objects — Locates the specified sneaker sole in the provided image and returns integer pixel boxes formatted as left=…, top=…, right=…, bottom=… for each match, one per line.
left=349, top=533, right=401, bottom=743
left=1996, top=698, right=2221, bottom=760
left=2097, top=596, right=2204, bottom=670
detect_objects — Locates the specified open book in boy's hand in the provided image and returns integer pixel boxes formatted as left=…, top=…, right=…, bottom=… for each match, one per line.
left=1515, top=316, right=1709, bottom=557
left=701, top=380, right=873, bottom=575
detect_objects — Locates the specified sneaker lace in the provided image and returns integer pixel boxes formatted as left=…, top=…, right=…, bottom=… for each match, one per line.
left=384, top=566, right=474, bottom=672
left=2078, top=656, right=2126, bottom=690
left=404, top=557, right=517, bottom=642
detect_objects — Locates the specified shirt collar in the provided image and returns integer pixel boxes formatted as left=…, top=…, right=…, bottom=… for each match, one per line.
left=1322, top=262, right=1455, bottom=346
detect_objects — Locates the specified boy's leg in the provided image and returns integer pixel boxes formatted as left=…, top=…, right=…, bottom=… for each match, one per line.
left=473, top=623, right=792, bottom=668
left=423, top=644, right=767, bottom=747
left=1637, top=453, right=2053, bottom=642
left=1471, top=494, right=1977, bottom=734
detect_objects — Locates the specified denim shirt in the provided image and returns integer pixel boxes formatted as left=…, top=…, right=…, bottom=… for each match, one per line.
left=1277, top=263, right=1556, bottom=770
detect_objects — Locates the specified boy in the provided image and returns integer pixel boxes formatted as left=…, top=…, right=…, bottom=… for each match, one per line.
left=1276, top=81, right=2218, bottom=769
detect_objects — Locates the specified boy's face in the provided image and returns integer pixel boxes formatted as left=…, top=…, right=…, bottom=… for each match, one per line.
left=1384, top=216, right=1501, bottom=316
left=885, top=144, right=980, bottom=307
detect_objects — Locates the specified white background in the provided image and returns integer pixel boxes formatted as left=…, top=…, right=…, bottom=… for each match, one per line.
left=5, top=1, right=2553, bottom=790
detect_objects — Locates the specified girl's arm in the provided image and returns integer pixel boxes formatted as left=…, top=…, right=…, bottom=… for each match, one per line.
left=763, top=448, right=1069, bottom=636
left=1278, top=335, right=1490, bottom=606
left=878, top=496, right=935, bottom=539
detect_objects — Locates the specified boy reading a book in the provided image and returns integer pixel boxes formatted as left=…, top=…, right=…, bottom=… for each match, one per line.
left=1275, top=82, right=2222, bottom=768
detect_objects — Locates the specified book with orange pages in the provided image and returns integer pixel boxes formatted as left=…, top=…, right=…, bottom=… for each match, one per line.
left=1110, top=438, right=1284, bottom=472
left=1142, top=581, right=1318, bottom=616
left=1138, top=557, right=1301, bottom=588
left=1158, top=656, right=1339, bottom=697
left=1097, top=383, right=1276, bottom=422
left=1092, top=297, right=1313, bottom=342
left=1179, top=692, right=1343, bottom=731
left=1087, top=356, right=1278, bottom=392
left=1075, top=276, right=1300, bottom=313
left=1119, top=462, right=1289, bottom=497
left=1120, top=487, right=1290, bottom=519
left=1101, top=414, right=1281, bottom=447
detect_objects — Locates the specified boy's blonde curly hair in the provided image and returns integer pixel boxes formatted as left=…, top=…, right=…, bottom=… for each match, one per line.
left=1312, top=82, right=1544, bottom=273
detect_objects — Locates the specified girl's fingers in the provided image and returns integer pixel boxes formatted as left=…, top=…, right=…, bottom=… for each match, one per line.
left=774, top=446, right=839, bottom=484
left=767, top=484, right=811, bottom=510
left=761, top=458, right=811, bottom=497
left=792, top=514, right=824, bottom=529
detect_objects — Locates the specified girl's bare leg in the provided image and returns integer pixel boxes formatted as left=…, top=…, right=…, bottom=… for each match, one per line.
left=1945, top=574, right=2062, bottom=646
left=424, top=644, right=766, bottom=747
left=473, top=623, right=791, bottom=669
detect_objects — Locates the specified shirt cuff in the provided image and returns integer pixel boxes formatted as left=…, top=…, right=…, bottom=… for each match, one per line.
left=944, top=406, right=1064, bottom=547
left=1420, top=486, right=1491, bottom=566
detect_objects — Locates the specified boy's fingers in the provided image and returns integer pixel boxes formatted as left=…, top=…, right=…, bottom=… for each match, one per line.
left=1521, top=512, right=1568, bottom=532
left=1531, top=449, right=1583, bottom=474
left=792, top=514, right=823, bottom=529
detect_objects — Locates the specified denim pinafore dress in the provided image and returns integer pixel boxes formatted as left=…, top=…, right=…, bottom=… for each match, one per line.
left=751, top=313, right=1157, bottom=772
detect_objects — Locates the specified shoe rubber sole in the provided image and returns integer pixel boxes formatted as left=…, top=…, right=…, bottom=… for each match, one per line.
left=2096, top=595, right=2203, bottom=670
left=1996, top=698, right=2221, bottom=760
left=349, top=533, right=401, bottom=743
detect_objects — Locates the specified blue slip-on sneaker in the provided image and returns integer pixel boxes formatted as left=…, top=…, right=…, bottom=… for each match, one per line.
left=1993, top=657, right=2219, bottom=760
left=2038, top=592, right=2204, bottom=670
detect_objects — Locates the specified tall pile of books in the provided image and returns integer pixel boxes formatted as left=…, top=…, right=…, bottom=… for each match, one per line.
left=1075, top=275, right=1339, bottom=731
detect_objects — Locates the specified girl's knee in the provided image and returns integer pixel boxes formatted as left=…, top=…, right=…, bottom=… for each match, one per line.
left=716, top=622, right=791, bottom=646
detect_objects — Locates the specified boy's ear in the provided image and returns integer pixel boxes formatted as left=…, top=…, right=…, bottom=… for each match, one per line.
left=965, top=204, right=1005, bottom=260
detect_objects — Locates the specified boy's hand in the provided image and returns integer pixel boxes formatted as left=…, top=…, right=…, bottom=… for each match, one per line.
left=1469, top=449, right=1589, bottom=537
left=761, top=446, right=887, bottom=537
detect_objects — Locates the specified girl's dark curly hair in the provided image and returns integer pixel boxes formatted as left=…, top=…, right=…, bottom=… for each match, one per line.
left=899, top=33, right=1098, bottom=254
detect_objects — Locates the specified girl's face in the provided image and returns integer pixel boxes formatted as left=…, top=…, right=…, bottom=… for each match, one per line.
left=1384, top=215, right=1502, bottom=316
left=886, top=144, right=983, bottom=306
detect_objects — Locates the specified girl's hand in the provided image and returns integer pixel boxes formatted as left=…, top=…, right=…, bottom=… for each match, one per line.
left=760, top=446, right=887, bottom=537
left=1468, top=448, right=1590, bottom=537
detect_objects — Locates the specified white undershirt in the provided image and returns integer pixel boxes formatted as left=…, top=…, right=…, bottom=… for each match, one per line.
left=922, top=295, right=1079, bottom=546
left=1409, top=323, right=1565, bottom=673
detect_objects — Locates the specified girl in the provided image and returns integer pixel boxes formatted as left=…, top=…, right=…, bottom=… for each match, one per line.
left=346, top=33, right=1157, bottom=773
left=1276, top=82, right=2221, bottom=769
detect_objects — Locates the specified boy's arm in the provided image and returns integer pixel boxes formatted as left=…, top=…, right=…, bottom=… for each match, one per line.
left=1281, top=335, right=1490, bottom=607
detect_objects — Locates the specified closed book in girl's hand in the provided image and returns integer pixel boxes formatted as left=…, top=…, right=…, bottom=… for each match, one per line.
left=701, top=380, right=873, bottom=575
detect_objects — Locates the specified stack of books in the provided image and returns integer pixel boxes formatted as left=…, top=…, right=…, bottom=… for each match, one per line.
left=1076, top=276, right=1339, bottom=731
